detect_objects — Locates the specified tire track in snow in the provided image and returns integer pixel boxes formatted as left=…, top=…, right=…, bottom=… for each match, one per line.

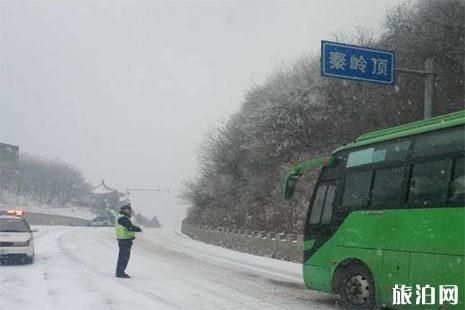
left=1, top=227, right=62, bottom=310
left=1, top=226, right=337, bottom=310
left=137, top=229, right=336, bottom=310
left=56, top=229, right=185, bottom=310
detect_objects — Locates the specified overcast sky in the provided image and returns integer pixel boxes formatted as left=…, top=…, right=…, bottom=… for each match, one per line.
left=0, top=0, right=403, bottom=227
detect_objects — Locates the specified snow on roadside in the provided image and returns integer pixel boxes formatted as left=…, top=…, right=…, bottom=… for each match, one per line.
left=0, top=193, right=97, bottom=220
left=18, top=205, right=96, bottom=220
left=167, top=229, right=302, bottom=281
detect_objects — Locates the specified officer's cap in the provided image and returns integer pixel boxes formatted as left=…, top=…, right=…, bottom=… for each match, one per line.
left=120, top=203, right=132, bottom=210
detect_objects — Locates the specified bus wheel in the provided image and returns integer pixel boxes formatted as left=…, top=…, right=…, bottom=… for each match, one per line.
left=335, top=263, right=375, bottom=309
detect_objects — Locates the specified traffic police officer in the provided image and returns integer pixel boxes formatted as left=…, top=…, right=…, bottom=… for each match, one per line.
left=115, top=203, right=142, bottom=278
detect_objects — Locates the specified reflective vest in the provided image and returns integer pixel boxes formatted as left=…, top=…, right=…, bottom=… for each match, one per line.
left=115, top=213, right=135, bottom=239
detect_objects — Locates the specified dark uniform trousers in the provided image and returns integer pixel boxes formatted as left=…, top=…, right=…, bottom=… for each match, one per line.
left=116, top=239, right=133, bottom=275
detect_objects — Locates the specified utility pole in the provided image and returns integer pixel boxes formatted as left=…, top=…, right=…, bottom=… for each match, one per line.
left=395, top=58, right=435, bottom=119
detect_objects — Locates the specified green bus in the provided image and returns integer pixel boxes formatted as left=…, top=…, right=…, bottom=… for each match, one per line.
left=284, top=110, right=465, bottom=309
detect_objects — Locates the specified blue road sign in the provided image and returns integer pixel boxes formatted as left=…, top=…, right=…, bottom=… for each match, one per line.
left=321, top=40, right=395, bottom=85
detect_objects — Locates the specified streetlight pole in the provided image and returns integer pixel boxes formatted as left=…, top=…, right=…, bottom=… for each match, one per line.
left=125, top=187, right=171, bottom=200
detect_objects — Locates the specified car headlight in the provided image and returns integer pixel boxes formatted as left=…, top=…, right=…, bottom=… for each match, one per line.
left=12, top=240, right=30, bottom=246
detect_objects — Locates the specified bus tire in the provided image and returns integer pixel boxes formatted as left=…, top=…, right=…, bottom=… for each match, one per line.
left=335, top=263, right=376, bottom=309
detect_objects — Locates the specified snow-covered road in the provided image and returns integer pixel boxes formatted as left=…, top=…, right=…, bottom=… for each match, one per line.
left=0, top=227, right=336, bottom=310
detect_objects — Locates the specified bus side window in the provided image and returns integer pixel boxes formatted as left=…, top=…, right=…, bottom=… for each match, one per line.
left=346, top=140, right=410, bottom=168
left=342, top=170, right=373, bottom=209
left=371, top=167, right=406, bottom=208
left=409, top=159, right=452, bottom=205
left=449, top=157, right=465, bottom=203
left=413, top=126, right=464, bottom=157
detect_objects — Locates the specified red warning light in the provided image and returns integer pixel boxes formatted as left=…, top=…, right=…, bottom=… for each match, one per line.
left=6, top=209, right=24, bottom=217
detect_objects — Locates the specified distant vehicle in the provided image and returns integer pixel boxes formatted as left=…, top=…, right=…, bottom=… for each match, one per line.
left=284, top=110, right=464, bottom=309
left=0, top=210, right=37, bottom=264
left=88, top=215, right=113, bottom=227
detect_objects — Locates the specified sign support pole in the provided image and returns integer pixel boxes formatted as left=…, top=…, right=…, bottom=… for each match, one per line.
left=320, top=41, right=435, bottom=120
left=395, top=58, right=435, bottom=120
left=423, top=58, right=434, bottom=119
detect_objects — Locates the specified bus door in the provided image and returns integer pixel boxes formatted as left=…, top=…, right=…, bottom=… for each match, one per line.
left=303, top=181, right=338, bottom=291
left=304, top=181, right=337, bottom=262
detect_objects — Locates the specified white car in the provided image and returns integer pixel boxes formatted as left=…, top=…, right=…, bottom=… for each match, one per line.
left=0, top=213, right=36, bottom=264
left=88, top=215, right=113, bottom=227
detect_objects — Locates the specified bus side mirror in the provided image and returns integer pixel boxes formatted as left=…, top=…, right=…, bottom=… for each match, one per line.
left=284, top=174, right=300, bottom=200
